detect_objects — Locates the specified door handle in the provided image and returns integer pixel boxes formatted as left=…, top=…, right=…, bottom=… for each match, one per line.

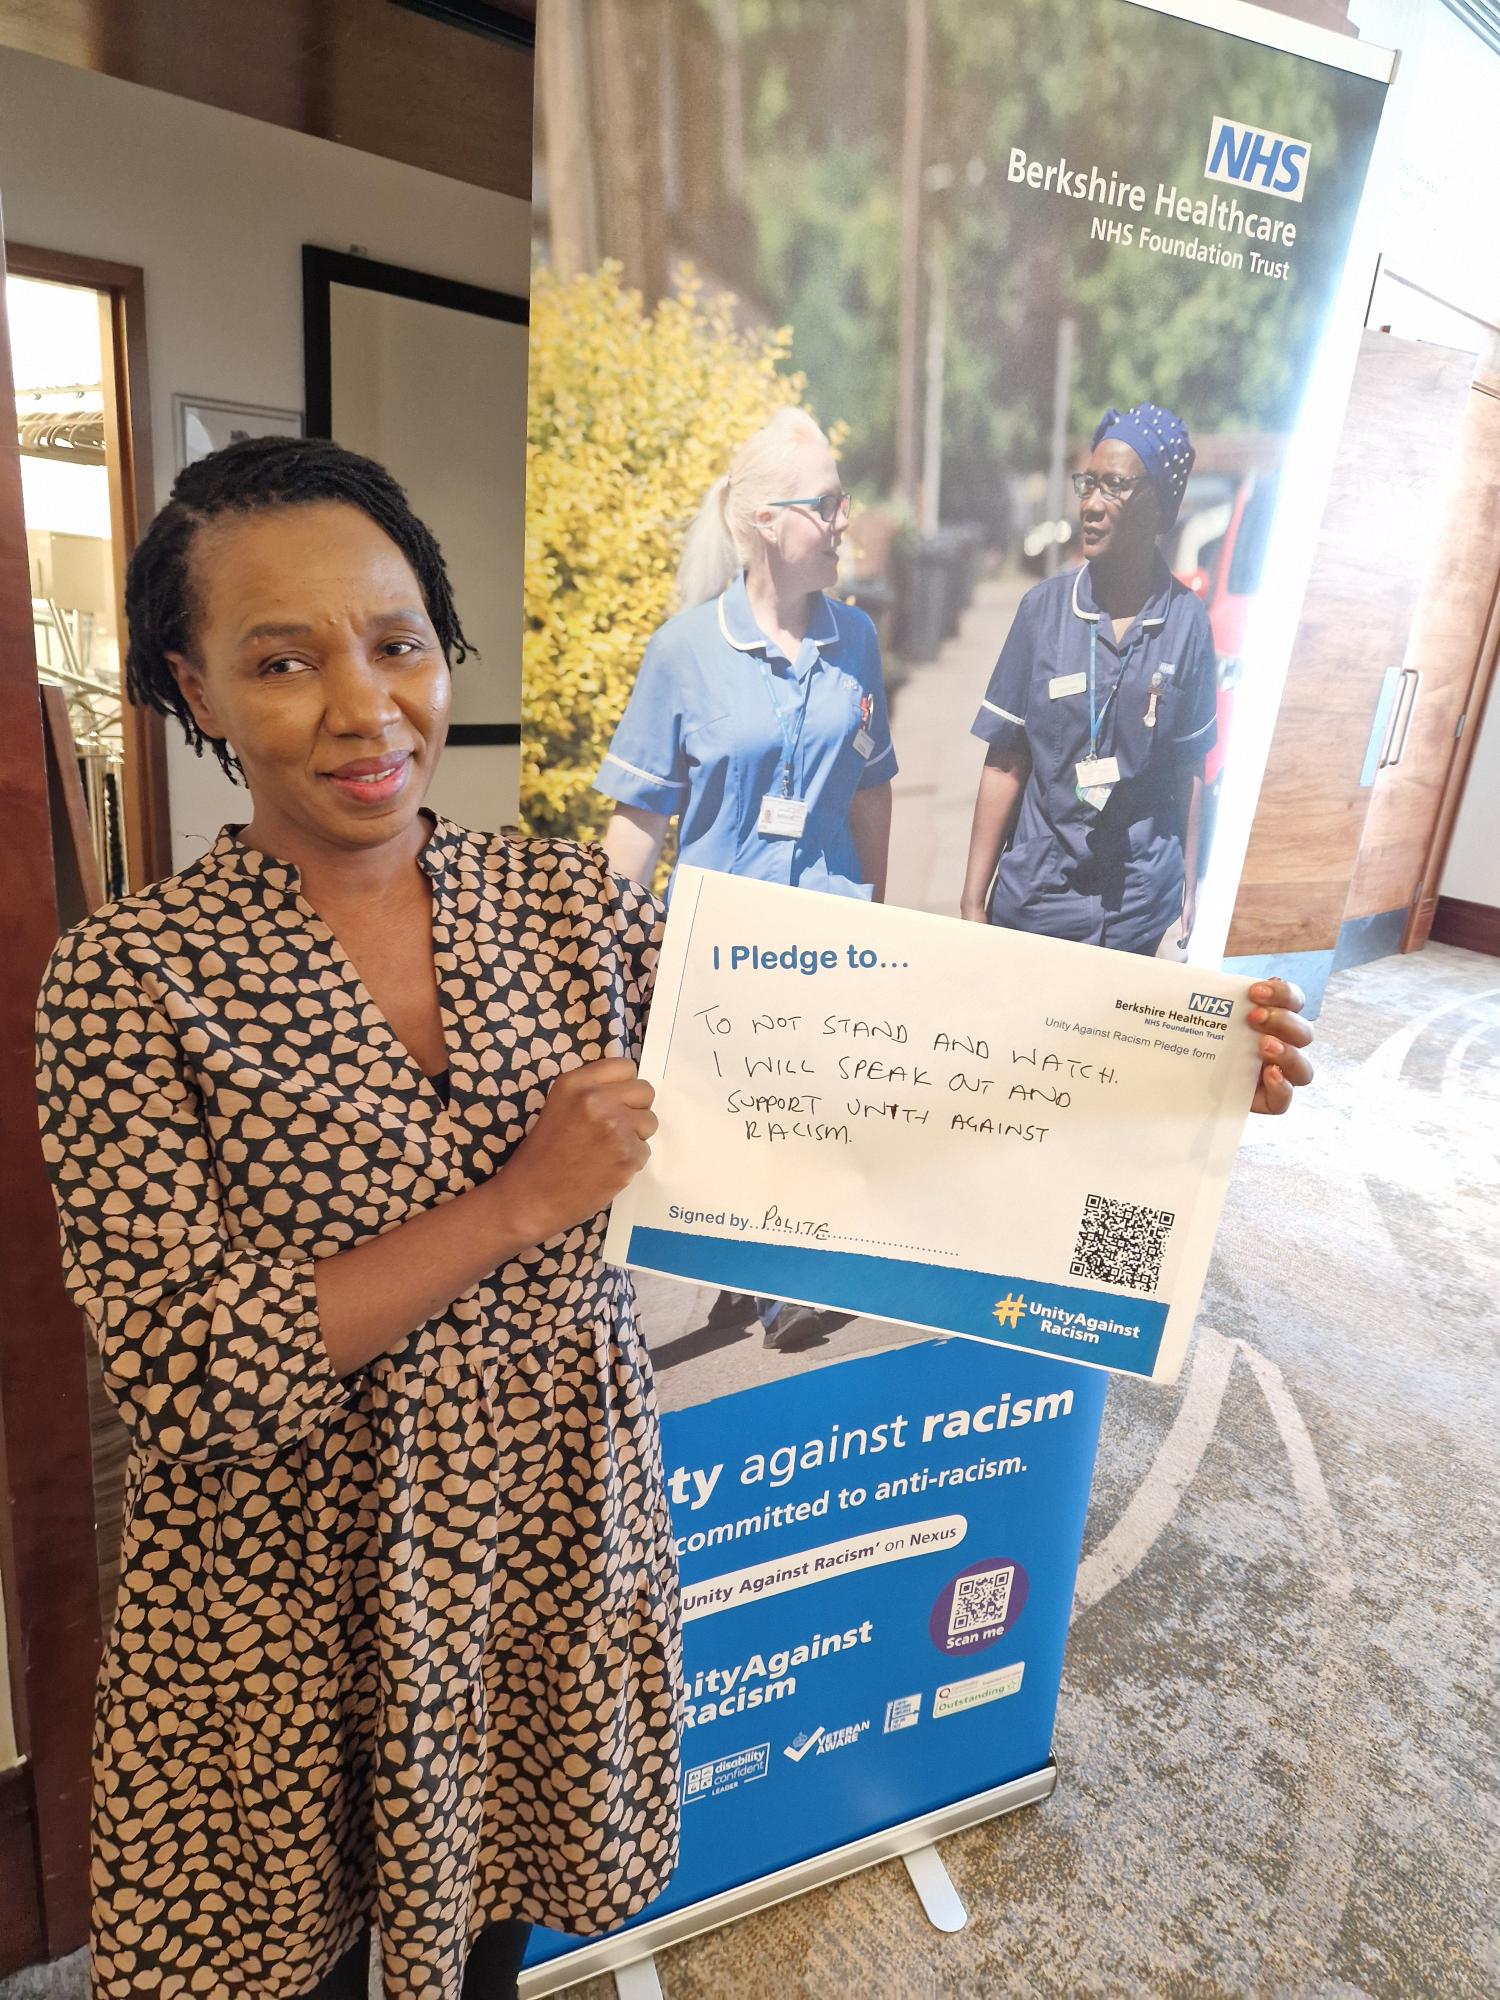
left=1389, top=668, right=1422, bottom=766
left=1384, top=668, right=1416, bottom=768
left=1378, top=667, right=1415, bottom=770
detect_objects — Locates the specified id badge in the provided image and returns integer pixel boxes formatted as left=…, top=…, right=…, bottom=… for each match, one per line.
left=853, top=727, right=876, bottom=759
left=758, top=793, right=809, bottom=837
left=1075, top=756, right=1120, bottom=789
left=1075, top=755, right=1119, bottom=814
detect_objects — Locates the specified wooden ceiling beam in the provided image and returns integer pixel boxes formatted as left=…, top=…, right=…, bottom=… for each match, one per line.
left=0, top=0, right=535, bottom=200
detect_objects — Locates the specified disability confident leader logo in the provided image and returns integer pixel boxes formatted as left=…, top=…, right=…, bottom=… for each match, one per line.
left=1204, top=116, right=1310, bottom=203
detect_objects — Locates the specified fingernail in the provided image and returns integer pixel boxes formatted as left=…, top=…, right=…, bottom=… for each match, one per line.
left=1261, top=1037, right=1284, bottom=1059
left=1247, top=1006, right=1267, bottom=1025
left=1266, top=1065, right=1283, bottom=1085
left=1249, top=982, right=1272, bottom=1000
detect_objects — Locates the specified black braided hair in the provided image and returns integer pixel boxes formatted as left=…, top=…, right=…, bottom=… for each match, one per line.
left=124, top=434, right=473, bottom=779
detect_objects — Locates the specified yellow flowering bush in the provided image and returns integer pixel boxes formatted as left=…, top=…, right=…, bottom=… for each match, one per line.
left=522, top=263, right=807, bottom=843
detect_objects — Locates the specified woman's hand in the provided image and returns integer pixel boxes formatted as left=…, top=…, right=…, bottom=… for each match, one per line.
left=500, top=1057, right=658, bottom=1240
left=959, top=897, right=991, bottom=925
left=1247, top=979, right=1314, bottom=1115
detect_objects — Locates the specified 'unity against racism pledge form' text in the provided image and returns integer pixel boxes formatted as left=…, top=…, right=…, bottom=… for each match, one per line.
left=605, top=868, right=1263, bottom=1384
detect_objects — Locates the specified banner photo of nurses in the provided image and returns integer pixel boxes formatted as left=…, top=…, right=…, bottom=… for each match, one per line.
left=518, top=2, right=1389, bottom=1985
left=524, top=0, right=1388, bottom=1417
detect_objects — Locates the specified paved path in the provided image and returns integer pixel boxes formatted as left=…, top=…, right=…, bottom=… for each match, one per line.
left=885, top=570, right=1026, bottom=917
left=637, top=570, right=1029, bottom=1413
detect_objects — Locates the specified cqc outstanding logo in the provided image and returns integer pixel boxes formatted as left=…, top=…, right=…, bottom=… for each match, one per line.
left=1204, top=115, right=1310, bottom=202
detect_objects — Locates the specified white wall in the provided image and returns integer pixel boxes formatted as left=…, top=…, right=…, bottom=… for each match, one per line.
left=0, top=45, right=531, bottom=869
left=330, top=284, right=529, bottom=828
left=1350, top=0, right=1500, bottom=332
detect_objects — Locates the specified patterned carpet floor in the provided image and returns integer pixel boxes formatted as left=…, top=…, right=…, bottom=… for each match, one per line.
left=6, top=944, right=1495, bottom=1999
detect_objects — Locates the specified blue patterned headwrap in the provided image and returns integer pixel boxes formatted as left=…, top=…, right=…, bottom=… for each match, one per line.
left=1090, top=403, right=1195, bottom=531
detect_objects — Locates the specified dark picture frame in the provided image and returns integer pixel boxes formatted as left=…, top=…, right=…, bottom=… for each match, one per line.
left=301, top=245, right=529, bottom=749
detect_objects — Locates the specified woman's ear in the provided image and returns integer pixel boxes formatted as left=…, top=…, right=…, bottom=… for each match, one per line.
left=752, top=505, right=779, bottom=550
left=166, top=652, right=226, bottom=745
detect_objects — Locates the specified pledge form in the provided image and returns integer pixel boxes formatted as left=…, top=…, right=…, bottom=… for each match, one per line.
left=606, top=868, right=1263, bottom=1382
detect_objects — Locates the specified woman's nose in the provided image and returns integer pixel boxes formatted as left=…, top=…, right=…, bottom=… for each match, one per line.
left=323, top=658, right=402, bottom=738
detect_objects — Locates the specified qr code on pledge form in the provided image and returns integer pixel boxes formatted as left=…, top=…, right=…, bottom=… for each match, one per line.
left=1070, top=1192, right=1175, bottom=1294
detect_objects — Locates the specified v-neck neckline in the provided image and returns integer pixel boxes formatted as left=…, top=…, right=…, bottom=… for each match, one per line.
left=212, top=814, right=462, bottom=1113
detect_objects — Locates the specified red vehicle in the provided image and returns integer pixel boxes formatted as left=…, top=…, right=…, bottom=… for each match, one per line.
left=1170, top=469, right=1281, bottom=791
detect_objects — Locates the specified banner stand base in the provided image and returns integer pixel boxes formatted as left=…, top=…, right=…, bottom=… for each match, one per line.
left=901, top=1844, right=968, bottom=1932
left=520, top=1757, right=1057, bottom=1998
left=613, top=1959, right=666, bottom=2000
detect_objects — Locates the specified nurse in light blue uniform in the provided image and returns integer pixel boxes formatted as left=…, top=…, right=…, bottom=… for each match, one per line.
left=597, top=431, right=896, bottom=905
left=961, top=402, right=1215, bottom=957
left=597, top=406, right=897, bottom=1345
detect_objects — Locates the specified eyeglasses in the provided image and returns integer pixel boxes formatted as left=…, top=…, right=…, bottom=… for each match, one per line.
left=767, top=490, right=852, bottom=526
left=1071, top=472, right=1149, bottom=503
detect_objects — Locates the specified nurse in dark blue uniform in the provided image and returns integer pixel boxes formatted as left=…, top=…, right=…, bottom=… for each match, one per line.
left=962, top=403, right=1215, bottom=956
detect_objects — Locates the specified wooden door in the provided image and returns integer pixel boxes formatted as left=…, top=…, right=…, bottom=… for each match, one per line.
left=1344, top=378, right=1500, bottom=941
left=0, top=207, right=100, bottom=1974
left=1227, top=332, right=1475, bottom=961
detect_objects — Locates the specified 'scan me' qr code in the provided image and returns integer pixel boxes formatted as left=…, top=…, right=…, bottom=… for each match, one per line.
left=1069, top=1192, right=1175, bottom=1294
left=946, top=1563, right=1016, bottom=1641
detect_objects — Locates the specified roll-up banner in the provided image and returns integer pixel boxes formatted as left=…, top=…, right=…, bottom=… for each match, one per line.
left=518, top=1, right=1391, bottom=1985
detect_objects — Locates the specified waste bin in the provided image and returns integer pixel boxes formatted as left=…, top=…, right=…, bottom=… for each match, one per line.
left=894, top=535, right=953, bottom=663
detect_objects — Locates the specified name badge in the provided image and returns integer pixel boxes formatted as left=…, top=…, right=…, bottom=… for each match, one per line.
left=758, top=794, right=809, bottom=838
left=1076, top=756, right=1120, bottom=788
left=1049, top=672, right=1088, bottom=700
left=1075, top=755, right=1120, bottom=813
left=853, top=727, right=875, bottom=759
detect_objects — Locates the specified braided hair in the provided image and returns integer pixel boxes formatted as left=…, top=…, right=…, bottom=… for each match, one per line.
left=124, top=434, right=473, bottom=779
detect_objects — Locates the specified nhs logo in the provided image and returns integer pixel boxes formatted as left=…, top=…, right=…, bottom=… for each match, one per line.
left=1188, top=992, right=1234, bottom=1020
left=1204, top=116, right=1310, bottom=202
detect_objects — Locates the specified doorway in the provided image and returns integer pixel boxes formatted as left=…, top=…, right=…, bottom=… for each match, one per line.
left=7, top=246, right=168, bottom=900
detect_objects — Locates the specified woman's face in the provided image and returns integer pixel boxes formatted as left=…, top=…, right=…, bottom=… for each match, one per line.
left=1078, top=437, right=1161, bottom=569
left=168, top=500, right=450, bottom=856
left=758, top=439, right=845, bottom=595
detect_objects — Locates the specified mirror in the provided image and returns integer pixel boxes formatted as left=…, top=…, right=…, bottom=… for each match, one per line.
left=304, top=247, right=528, bottom=830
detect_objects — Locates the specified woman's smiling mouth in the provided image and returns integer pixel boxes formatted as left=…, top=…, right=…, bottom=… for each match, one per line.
left=323, top=750, right=413, bottom=803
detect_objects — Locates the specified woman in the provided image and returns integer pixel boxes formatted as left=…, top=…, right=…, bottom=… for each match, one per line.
left=596, top=406, right=896, bottom=1348
left=34, top=437, right=677, bottom=2000
left=963, top=402, right=1214, bottom=957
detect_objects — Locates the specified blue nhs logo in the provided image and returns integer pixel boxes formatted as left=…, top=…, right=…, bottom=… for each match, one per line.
left=1204, top=116, right=1309, bottom=203
left=1189, top=992, right=1234, bottom=1020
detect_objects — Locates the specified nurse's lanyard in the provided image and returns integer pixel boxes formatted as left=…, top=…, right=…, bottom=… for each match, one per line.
left=756, top=654, right=815, bottom=837
left=1076, top=620, right=1132, bottom=811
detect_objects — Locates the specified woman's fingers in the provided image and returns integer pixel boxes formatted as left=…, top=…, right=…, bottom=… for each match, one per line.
left=1247, top=976, right=1307, bottom=1019
left=1252, top=1066, right=1294, bottom=1116
left=1245, top=977, right=1314, bottom=1115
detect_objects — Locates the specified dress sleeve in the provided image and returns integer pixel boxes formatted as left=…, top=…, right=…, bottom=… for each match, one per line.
left=594, top=628, right=691, bottom=818
left=1171, top=603, right=1218, bottom=764
left=971, top=592, right=1034, bottom=756
left=34, top=926, right=351, bottom=1467
left=600, top=866, right=667, bottom=1055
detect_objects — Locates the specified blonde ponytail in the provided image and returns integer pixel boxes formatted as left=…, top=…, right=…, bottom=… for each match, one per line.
left=675, top=406, right=831, bottom=611
left=674, top=474, right=737, bottom=611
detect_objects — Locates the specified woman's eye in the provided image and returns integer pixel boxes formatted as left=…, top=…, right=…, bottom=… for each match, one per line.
left=383, top=639, right=424, bottom=659
left=261, top=656, right=308, bottom=678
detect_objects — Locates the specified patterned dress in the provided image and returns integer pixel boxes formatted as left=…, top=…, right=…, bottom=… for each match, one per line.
left=33, top=818, right=683, bottom=1999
